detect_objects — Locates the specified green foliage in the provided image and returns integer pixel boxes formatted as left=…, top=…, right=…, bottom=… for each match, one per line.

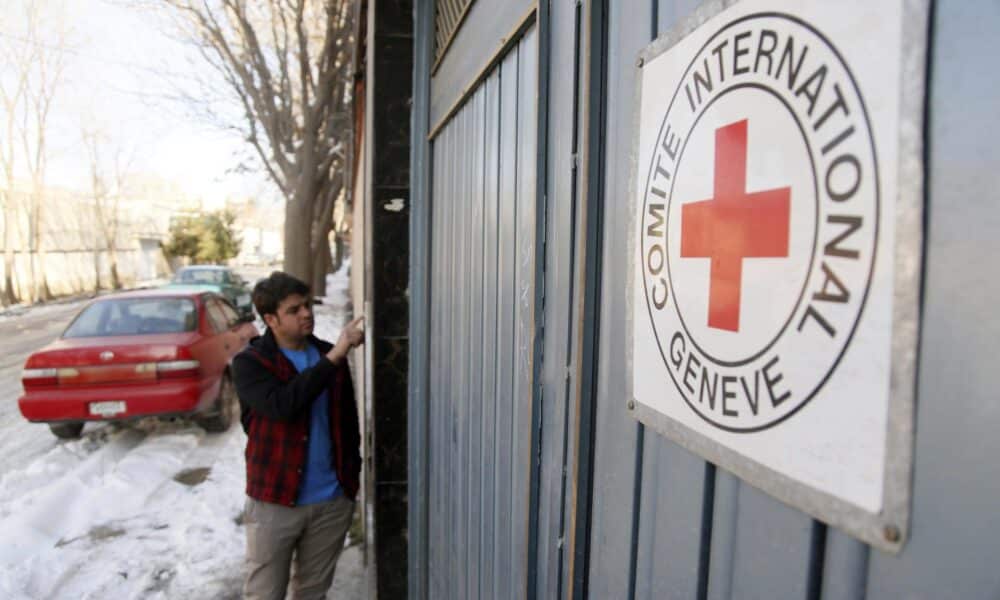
left=163, top=210, right=242, bottom=264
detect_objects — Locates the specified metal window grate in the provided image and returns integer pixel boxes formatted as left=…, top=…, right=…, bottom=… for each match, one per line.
left=435, top=0, right=474, bottom=62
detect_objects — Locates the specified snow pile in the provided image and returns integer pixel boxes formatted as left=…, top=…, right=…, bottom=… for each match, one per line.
left=0, top=422, right=247, bottom=599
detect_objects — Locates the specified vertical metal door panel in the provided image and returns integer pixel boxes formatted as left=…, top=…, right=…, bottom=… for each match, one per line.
left=513, top=26, right=539, bottom=596
left=634, top=441, right=708, bottom=599
left=429, top=122, right=443, bottom=600
left=427, top=32, right=538, bottom=596
left=536, top=1, right=580, bottom=597
left=656, top=0, right=702, bottom=36
left=480, top=70, right=501, bottom=599
left=702, top=445, right=815, bottom=600
left=586, top=0, right=648, bottom=597
left=707, top=471, right=740, bottom=600
left=727, top=484, right=814, bottom=599
left=429, top=118, right=451, bottom=599
left=445, top=120, right=457, bottom=600
left=428, top=129, right=442, bottom=600
left=866, top=3, right=1000, bottom=598
left=821, top=531, right=869, bottom=600
left=441, top=122, right=452, bottom=600
left=455, top=101, right=471, bottom=600
left=707, top=470, right=740, bottom=600
left=446, top=107, right=458, bottom=600
left=466, top=86, right=485, bottom=600
left=449, top=118, right=460, bottom=600
left=494, top=45, right=521, bottom=600
left=447, top=106, right=462, bottom=600
left=463, top=100, right=477, bottom=598
left=432, top=115, right=444, bottom=600
left=632, top=3, right=715, bottom=598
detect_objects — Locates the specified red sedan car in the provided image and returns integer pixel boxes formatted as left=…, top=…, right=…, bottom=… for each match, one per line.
left=18, top=289, right=258, bottom=439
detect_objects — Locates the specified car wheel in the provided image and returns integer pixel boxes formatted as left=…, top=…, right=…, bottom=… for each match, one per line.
left=197, top=373, right=236, bottom=433
left=49, top=422, right=84, bottom=439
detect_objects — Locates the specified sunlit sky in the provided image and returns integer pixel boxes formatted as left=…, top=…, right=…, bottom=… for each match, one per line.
left=2, top=0, right=280, bottom=208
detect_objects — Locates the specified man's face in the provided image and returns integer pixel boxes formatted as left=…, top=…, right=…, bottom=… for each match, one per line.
left=264, top=293, right=314, bottom=342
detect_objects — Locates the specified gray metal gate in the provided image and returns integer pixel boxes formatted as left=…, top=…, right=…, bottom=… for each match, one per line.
left=409, top=1, right=1000, bottom=599
left=427, top=23, right=538, bottom=600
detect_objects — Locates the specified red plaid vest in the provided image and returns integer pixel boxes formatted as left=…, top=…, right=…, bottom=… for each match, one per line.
left=236, top=332, right=360, bottom=505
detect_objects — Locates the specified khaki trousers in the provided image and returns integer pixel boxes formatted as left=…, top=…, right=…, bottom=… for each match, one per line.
left=243, top=494, right=355, bottom=600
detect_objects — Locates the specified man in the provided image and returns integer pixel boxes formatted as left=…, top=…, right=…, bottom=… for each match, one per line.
left=232, top=271, right=364, bottom=600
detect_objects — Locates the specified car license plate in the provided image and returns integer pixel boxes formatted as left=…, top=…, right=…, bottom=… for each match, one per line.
left=89, top=401, right=126, bottom=417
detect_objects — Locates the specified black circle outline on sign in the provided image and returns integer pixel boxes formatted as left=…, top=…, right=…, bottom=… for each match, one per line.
left=663, top=83, right=819, bottom=368
left=638, top=12, right=881, bottom=433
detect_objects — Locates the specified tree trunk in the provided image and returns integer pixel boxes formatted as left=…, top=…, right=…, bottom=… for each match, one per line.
left=0, top=196, right=15, bottom=306
left=311, top=239, right=332, bottom=297
left=29, top=188, right=51, bottom=302
left=109, top=239, right=121, bottom=290
left=37, top=255, right=51, bottom=300
left=94, top=249, right=102, bottom=292
left=28, top=194, right=38, bottom=303
left=283, top=191, right=316, bottom=285
left=3, top=270, right=17, bottom=304
left=110, top=257, right=120, bottom=289
left=331, top=233, right=344, bottom=275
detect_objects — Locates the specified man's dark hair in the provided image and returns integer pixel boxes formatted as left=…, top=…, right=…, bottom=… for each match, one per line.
left=252, top=271, right=310, bottom=317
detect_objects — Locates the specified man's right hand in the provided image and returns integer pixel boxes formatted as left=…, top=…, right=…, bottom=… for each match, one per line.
left=327, top=316, right=365, bottom=365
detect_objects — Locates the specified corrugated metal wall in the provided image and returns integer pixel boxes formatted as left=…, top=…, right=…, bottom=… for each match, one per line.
left=411, top=1, right=1000, bottom=599
left=427, top=26, right=538, bottom=600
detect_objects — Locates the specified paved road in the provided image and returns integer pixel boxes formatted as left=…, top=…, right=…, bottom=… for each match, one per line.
left=0, top=299, right=93, bottom=473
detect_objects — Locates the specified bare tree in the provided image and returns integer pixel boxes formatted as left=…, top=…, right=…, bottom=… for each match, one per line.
left=5, top=0, right=70, bottom=303
left=157, top=0, right=354, bottom=293
left=0, top=3, right=42, bottom=305
left=82, top=124, right=135, bottom=290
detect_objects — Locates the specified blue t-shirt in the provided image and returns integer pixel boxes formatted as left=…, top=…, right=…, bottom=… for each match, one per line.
left=280, top=344, right=341, bottom=505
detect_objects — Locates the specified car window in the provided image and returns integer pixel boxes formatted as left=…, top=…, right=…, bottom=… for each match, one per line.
left=176, top=269, right=224, bottom=285
left=64, top=302, right=108, bottom=337
left=64, top=298, right=197, bottom=337
left=218, top=300, right=239, bottom=324
left=205, top=298, right=231, bottom=333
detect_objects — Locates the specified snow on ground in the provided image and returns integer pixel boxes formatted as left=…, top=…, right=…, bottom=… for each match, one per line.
left=0, top=297, right=92, bottom=325
left=0, top=262, right=365, bottom=599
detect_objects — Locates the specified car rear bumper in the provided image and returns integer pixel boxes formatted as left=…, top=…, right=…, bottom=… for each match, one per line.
left=18, top=379, right=205, bottom=423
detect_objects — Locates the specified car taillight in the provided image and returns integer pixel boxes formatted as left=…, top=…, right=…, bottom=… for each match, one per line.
left=22, top=368, right=57, bottom=388
left=155, top=360, right=200, bottom=379
left=57, top=368, right=80, bottom=383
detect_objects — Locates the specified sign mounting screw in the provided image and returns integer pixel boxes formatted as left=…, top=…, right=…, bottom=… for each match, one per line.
left=883, top=525, right=901, bottom=543
left=627, top=400, right=635, bottom=410
left=636, top=57, right=644, bottom=68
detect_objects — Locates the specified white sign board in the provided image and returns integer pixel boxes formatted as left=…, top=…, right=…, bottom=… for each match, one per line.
left=628, top=0, right=927, bottom=552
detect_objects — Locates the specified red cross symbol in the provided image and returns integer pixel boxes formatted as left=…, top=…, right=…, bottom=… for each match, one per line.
left=680, top=119, right=791, bottom=332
